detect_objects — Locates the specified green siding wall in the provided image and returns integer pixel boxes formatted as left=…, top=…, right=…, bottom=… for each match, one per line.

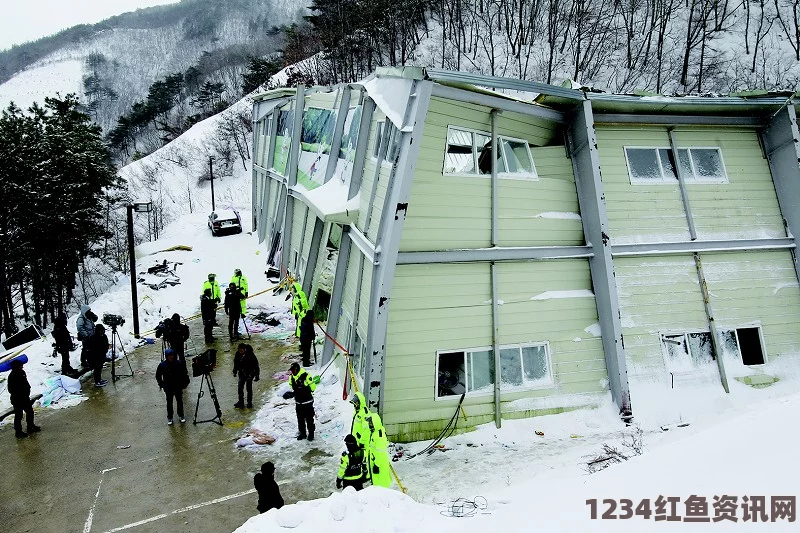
left=383, top=261, right=607, bottom=440
left=703, top=251, right=800, bottom=361
left=615, top=256, right=708, bottom=374
left=596, top=126, right=785, bottom=243
left=305, top=90, right=338, bottom=109
left=615, top=251, right=800, bottom=378
left=400, top=96, right=572, bottom=251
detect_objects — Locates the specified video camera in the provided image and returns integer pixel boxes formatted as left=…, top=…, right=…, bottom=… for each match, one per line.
left=154, top=318, right=172, bottom=338
left=192, top=349, right=217, bottom=377
left=102, top=313, right=125, bottom=328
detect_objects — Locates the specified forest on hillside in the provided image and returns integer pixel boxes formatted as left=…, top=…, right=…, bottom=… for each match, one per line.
left=300, top=0, right=800, bottom=94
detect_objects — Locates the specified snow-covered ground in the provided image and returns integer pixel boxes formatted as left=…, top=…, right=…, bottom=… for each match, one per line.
left=237, top=389, right=800, bottom=532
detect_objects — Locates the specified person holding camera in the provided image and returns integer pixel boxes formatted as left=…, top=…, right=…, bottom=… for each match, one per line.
left=156, top=313, right=190, bottom=360
left=76, top=304, right=97, bottom=369
left=156, top=348, right=190, bottom=424
left=224, top=283, right=242, bottom=341
left=233, top=343, right=259, bottom=408
left=89, top=323, right=110, bottom=387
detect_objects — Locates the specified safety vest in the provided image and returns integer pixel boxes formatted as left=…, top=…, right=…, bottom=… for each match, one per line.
left=231, top=274, right=248, bottom=296
left=338, top=446, right=366, bottom=480
left=202, top=279, right=221, bottom=301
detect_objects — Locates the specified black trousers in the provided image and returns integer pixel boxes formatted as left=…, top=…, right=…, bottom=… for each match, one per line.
left=13, top=400, right=35, bottom=432
left=203, top=319, right=213, bottom=341
left=343, top=478, right=364, bottom=491
left=93, top=361, right=104, bottom=383
left=80, top=341, right=91, bottom=367
left=228, top=313, right=239, bottom=338
left=301, top=339, right=312, bottom=366
left=238, top=374, right=253, bottom=405
left=295, top=402, right=315, bottom=436
left=165, top=388, right=184, bottom=419
left=58, top=348, right=72, bottom=371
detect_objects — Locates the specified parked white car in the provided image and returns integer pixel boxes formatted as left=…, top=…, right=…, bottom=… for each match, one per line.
left=207, top=208, right=242, bottom=236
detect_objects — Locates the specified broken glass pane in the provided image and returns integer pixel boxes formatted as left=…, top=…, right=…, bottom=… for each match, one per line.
left=687, top=332, right=714, bottom=365
left=476, top=134, right=494, bottom=174
left=444, top=129, right=474, bottom=174
left=501, top=139, right=535, bottom=177
left=438, top=352, right=465, bottom=397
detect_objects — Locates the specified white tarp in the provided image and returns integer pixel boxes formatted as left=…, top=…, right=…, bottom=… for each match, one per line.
left=361, top=76, right=414, bottom=131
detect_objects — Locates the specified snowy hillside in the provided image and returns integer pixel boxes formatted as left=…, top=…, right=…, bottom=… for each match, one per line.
left=0, top=0, right=297, bottom=129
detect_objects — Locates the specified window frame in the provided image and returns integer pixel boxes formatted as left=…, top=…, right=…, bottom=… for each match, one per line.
left=728, top=325, right=768, bottom=366
left=624, top=146, right=729, bottom=185
left=443, top=125, right=538, bottom=181
left=659, top=330, right=715, bottom=373
left=434, top=342, right=553, bottom=401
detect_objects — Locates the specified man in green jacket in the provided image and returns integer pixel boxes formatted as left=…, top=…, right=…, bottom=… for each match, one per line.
left=288, top=362, right=318, bottom=441
left=231, top=268, right=248, bottom=317
left=202, top=273, right=221, bottom=304
left=291, top=282, right=309, bottom=337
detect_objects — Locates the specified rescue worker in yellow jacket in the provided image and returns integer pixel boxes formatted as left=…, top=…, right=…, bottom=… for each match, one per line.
left=291, top=282, right=309, bottom=337
left=202, top=273, right=221, bottom=304
left=336, top=434, right=367, bottom=491
left=365, top=411, right=392, bottom=487
left=231, top=268, right=248, bottom=316
left=349, top=392, right=370, bottom=448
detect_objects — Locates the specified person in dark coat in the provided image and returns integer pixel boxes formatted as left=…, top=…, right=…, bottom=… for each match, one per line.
left=224, top=283, right=241, bottom=341
left=200, top=288, right=217, bottom=343
left=232, top=343, right=259, bottom=408
left=164, top=313, right=190, bottom=360
left=299, top=308, right=316, bottom=367
left=8, top=359, right=41, bottom=438
left=155, top=348, right=189, bottom=424
left=52, top=312, right=76, bottom=375
left=89, top=323, right=110, bottom=387
left=254, top=461, right=283, bottom=513
left=76, top=304, right=97, bottom=368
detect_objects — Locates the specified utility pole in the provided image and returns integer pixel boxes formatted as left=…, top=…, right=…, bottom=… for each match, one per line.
left=126, top=205, right=140, bottom=337
left=209, top=156, right=216, bottom=211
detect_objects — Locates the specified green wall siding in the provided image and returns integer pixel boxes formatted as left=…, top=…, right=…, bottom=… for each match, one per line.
left=401, top=96, right=574, bottom=251
left=615, top=251, right=800, bottom=378
left=703, top=251, right=800, bottom=360
left=596, top=126, right=786, bottom=243
left=383, top=261, right=607, bottom=437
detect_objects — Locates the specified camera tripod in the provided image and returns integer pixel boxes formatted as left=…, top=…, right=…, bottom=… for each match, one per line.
left=193, top=371, right=223, bottom=425
left=109, top=324, right=134, bottom=382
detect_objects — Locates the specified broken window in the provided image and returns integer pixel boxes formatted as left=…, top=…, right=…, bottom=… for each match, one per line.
left=661, top=332, right=715, bottom=372
left=373, top=121, right=387, bottom=159
left=272, top=105, right=294, bottom=176
left=444, top=126, right=537, bottom=179
left=625, top=147, right=727, bottom=184
left=720, top=326, right=766, bottom=366
left=437, top=343, right=551, bottom=397
left=333, top=105, right=362, bottom=184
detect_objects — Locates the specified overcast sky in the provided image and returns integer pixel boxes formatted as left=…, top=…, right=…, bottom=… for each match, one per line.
left=0, top=0, right=181, bottom=51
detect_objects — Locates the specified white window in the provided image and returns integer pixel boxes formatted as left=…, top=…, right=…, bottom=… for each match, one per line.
left=660, top=332, right=714, bottom=372
left=720, top=326, right=766, bottom=366
left=385, top=124, right=401, bottom=162
left=436, top=343, right=552, bottom=398
left=444, top=126, right=537, bottom=179
left=661, top=326, right=766, bottom=372
left=625, top=147, right=727, bottom=184
left=299, top=256, right=307, bottom=281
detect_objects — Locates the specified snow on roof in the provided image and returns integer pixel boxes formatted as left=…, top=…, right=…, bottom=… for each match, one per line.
left=292, top=177, right=360, bottom=224
left=361, top=75, right=414, bottom=131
